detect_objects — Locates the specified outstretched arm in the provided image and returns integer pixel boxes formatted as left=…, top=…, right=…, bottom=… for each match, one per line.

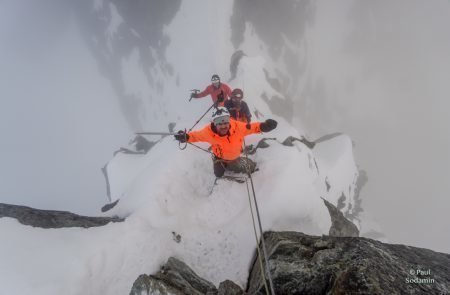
left=242, top=119, right=277, bottom=136
left=195, top=85, right=212, bottom=98
left=174, top=125, right=212, bottom=144
left=187, top=125, right=212, bottom=143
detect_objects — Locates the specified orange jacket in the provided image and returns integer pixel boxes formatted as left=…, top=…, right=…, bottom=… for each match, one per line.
left=195, top=83, right=232, bottom=107
left=187, top=119, right=261, bottom=160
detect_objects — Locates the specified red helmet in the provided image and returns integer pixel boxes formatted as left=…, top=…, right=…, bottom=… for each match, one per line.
left=231, top=88, right=244, bottom=99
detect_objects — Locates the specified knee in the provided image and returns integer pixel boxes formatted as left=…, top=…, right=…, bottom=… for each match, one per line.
left=214, top=169, right=225, bottom=177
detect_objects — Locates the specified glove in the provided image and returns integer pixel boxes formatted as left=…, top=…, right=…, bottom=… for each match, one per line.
left=246, top=123, right=251, bottom=130
left=174, top=130, right=189, bottom=143
left=190, top=93, right=197, bottom=99
left=217, top=91, right=224, bottom=103
left=260, top=119, right=277, bottom=132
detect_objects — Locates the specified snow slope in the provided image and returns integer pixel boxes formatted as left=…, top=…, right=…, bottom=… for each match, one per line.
left=0, top=2, right=364, bottom=294
left=0, top=126, right=359, bottom=295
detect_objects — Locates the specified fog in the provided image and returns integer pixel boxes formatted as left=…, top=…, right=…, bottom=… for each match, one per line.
left=0, top=0, right=449, bottom=253
left=0, top=1, right=131, bottom=214
left=297, top=0, right=450, bottom=253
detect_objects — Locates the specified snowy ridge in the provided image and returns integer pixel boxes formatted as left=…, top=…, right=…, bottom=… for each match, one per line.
left=0, top=3, right=364, bottom=293
left=0, top=128, right=359, bottom=295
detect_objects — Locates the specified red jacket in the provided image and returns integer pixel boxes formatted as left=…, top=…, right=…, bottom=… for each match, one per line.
left=195, top=83, right=232, bottom=107
left=187, top=119, right=261, bottom=160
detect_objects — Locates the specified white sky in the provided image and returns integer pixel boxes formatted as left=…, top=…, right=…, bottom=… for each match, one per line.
left=0, top=1, right=131, bottom=214
left=301, top=0, right=450, bottom=253
left=0, top=0, right=448, bottom=254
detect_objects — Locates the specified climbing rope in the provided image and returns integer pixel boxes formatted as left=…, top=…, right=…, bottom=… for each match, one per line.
left=184, top=90, right=276, bottom=293
left=245, top=176, right=271, bottom=295
left=243, top=139, right=276, bottom=295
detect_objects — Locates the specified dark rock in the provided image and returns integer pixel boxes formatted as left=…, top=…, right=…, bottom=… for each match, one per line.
left=229, top=50, right=246, bottom=81
left=346, top=169, right=368, bottom=220
left=322, top=197, right=359, bottom=237
left=129, top=274, right=185, bottom=295
left=172, top=231, right=182, bottom=243
left=260, top=91, right=294, bottom=123
left=134, top=135, right=155, bottom=153
left=130, top=257, right=218, bottom=295
left=325, top=177, right=331, bottom=192
left=247, top=231, right=450, bottom=295
left=244, top=138, right=277, bottom=155
left=0, top=203, right=124, bottom=228
left=218, top=280, right=244, bottom=295
left=101, top=199, right=119, bottom=213
left=168, top=122, right=176, bottom=133
left=281, top=136, right=315, bottom=149
left=336, top=193, right=346, bottom=210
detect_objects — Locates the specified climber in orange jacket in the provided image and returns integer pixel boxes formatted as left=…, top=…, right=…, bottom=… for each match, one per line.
left=174, top=107, right=277, bottom=177
left=191, top=74, right=232, bottom=107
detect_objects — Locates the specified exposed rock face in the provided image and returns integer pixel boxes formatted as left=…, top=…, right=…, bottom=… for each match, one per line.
left=281, top=136, right=315, bottom=149
left=218, top=280, right=244, bottom=295
left=0, top=203, right=123, bottom=228
left=247, top=231, right=450, bottom=294
left=322, top=197, right=359, bottom=237
left=130, top=257, right=219, bottom=295
left=130, top=234, right=449, bottom=295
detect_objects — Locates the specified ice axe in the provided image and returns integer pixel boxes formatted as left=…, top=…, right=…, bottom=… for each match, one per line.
left=189, top=89, right=200, bottom=102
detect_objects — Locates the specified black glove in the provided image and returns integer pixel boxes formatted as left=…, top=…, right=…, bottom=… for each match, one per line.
left=190, top=93, right=197, bottom=99
left=174, top=130, right=189, bottom=143
left=260, top=119, right=277, bottom=132
left=217, top=91, right=224, bottom=103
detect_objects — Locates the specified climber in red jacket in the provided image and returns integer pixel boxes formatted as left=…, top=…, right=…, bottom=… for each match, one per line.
left=190, top=74, right=232, bottom=107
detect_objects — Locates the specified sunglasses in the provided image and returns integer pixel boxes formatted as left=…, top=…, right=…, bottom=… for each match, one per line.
left=213, top=117, right=230, bottom=126
left=215, top=122, right=230, bottom=127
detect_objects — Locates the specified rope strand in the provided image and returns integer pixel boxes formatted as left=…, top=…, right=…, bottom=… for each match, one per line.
left=245, top=176, right=271, bottom=295
left=243, top=139, right=276, bottom=295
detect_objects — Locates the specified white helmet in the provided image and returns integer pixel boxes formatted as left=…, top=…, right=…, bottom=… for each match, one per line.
left=211, top=107, right=230, bottom=125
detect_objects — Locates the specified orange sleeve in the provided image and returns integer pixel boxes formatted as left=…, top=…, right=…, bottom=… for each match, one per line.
left=234, top=120, right=261, bottom=136
left=187, top=125, right=212, bottom=143
left=245, top=122, right=261, bottom=136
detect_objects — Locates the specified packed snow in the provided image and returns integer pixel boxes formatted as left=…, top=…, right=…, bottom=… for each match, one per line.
left=0, top=124, right=359, bottom=294
left=0, top=2, right=363, bottom=294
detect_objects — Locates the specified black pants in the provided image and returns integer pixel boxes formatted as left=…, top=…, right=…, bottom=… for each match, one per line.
left=213, top=157, right=257, bottom=177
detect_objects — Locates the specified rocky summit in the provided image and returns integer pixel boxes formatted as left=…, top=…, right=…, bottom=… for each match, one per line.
left=129, top=200, right=449, bottom=294
left=130, top=232, right=449, bottom=295
left=247, top=231, right=450, bottom=294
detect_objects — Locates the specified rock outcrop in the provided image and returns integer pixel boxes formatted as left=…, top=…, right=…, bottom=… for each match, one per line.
left=247, top=231, right=450, bottom=294
left=129, top=197, right=449, bottom=295
left=0, top=203, right=123, bottom=228
left=130, top=257, right=231, bottom=295
left=322, top=197, right=359, bottom=237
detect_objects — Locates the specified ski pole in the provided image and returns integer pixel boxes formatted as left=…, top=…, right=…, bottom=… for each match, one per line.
left=188, top=103, right=216, bottom=132
left=135, top=132, right=178, bottom=136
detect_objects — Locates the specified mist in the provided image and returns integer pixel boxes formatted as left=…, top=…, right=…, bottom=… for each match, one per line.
left=0, top=1, right=131, bottom=214
left=296, top=0, right=450, bottom=252
left=0, top=0, right=448, bottom=254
